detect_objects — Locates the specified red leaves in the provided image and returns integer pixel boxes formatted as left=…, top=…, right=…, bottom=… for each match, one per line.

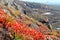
left=0, top=8, right=5, bottom=14
left=0, top=8, right=7, bottom=23
left=0, top=7, right=46, bottom=40
left=6, top=20, right=46, bottom=40
left=0, top=8, right=13, bottom=24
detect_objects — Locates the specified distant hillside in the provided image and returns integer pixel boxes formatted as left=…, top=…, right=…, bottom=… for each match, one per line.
left=14, top=0, right=60, bottom=29
left=14, top=0, right=60, bottom=19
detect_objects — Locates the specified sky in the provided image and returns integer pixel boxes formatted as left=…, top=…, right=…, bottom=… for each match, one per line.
left=22, top=0, right=60, bottom=5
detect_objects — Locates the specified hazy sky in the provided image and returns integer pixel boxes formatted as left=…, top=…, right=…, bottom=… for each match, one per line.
left=22, top=0, right=60, bottom=5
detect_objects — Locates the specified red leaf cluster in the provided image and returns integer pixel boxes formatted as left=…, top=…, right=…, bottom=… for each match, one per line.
left=0, top=7, right=47, bottom=40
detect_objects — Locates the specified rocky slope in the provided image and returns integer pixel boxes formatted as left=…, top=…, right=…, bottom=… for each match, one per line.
left=0, top=0, right=60, bottom=40
left=14, top=0, right=60, bottom=30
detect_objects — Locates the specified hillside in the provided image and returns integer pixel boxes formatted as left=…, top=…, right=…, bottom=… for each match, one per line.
left=14, top=0, right=60, bottom=30
left=0, top=0, right=60, bottom=40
